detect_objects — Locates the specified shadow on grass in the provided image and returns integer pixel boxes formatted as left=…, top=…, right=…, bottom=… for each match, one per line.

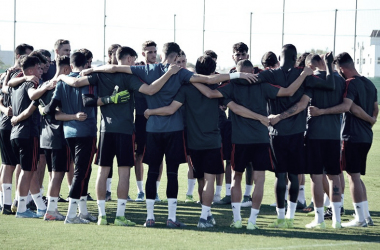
left=80, top=201, right=380, bottom=243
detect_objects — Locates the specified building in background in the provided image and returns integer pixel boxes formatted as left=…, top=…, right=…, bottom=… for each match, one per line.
left=355, top=30, right=380, bottom=77
left=0, top=45, right=13, bottom=70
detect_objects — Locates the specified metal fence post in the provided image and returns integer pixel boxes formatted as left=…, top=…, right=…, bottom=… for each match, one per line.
left=103, top=0, right=106, bottom=65
left=333, top=9, right=337, bottom=56
left=250, top=12, right=252, bottom=57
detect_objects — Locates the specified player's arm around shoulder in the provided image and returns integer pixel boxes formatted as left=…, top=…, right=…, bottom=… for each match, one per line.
left=277, top=67, right=313, bottom=97
left=192, top=83, right=223, bottom=99
left=227, top=101, right=269, bottom=127
left=144, top=101, right=183, bottom=119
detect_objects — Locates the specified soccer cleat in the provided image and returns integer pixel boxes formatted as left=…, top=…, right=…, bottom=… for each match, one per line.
left=241, top=195, right=252, bottom=207
left=44, top=210, right=65, bottom=221
left=15, top=209, right=39, bottom=218
left=341, top=219, right=368, bottom=228
left=214, top=195, right=231, bottom=205
left=26, top=200, right=37, bottom=211
left=105, top=191, right=112, bottom=202
left=155, top=193, right=161, bottom=202
left=247, top=221, right=259, bottom=230
left=144, top=219, right=155, bottom=227
left=207, top=215, right=216, bottom=225
left=86, top=193, right=94, bottom=201
left=366, top=217, right=374, bottom=226
left=305, top=220, right=326, bottom=229
left=332, top=221, right=342, bottom=229
left=1, top=204, right=14, bottom=215
left=114, top=216, right=136, bottom=226
left=296, top=200, right=307, bottom=210
left=58, top=195, right=68, bottom=203
left=185, top=194, right=195, bottom=203
left=11, top=200, right=18, bottom=213
left=78, top=212, right=97, bottom=222
left=286, top=218, right=294, bottom=228
left=302, top=202, right=314, bottom=213
left=268, top=219, right=288, bottom=228
left=340, top=206, right=345, bottom=216
left=135, top=192, right=145, bottom=202
left=127, top=195, right=134, bottom=202
left=324, top=207, right=333, bottom=220
left=167, top=219, right=186, bottom=228
left=64, top=215, right=90, bottom=224
left=97, top=215, right=108, bottom=225
left=36, top=209, right=47, bottom=218
left=197, top=218, right=214, bottom=228
left=213, top=194, right=221, bottom=203
left=230, top=220, right=242, bottom=229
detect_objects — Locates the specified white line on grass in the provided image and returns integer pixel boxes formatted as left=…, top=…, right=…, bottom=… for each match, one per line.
left=245, top=241, right=380, bottom=250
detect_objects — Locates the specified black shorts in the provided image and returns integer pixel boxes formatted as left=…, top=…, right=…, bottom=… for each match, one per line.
left=231, top=143, right=274, bottom=173
left=144, top=131, right=186, bottom=166
left=341, top=141, right=371, bottom=175
left=134, top=114, right=147, bottom=156
left=0, top=129, right=18, bottom=166
left=221, top=120, right=232, bottom=160
left=271, top=133, right=305, bottom=175
left=95, top=132, right=135, bottom=167
left=305, top=139, right=341, bottom=175
left=44, top=145, right=71, bottom=172
left=11, top=137, right=39, bottom=171
left=189, top=148, right=224, bottom=179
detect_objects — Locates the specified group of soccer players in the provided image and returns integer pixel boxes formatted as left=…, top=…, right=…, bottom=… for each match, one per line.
left=0, top=38, right=377, bottom=230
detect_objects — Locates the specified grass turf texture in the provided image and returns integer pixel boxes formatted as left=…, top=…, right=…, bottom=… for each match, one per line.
left=0, top=118, right=379, bottom=249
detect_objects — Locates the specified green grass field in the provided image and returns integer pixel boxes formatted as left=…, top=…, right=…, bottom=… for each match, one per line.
left=1, top=118, right=380, bottom=249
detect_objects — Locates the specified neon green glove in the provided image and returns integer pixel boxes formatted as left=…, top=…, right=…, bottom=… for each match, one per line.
left=101, top=86, right=130, bottom=104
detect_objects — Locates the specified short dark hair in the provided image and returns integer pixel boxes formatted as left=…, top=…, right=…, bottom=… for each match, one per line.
left=162, top=42, right=181, bottom=58
left=70, top=52, right=87, bottom=68
left=296, top=52, right=310, bottom=67
left=204, top=50, right=217, bottom=59
left=261, top=51, right=278, bottom=68
left=116, top=46, right=138, bottom=60
left=20, top=56, right=41, bottom=71
left=29, top=51, right=48, bottom=64
left=57, top=55, right=70, bottom=68
left=232, top=42, right=248, bottom=53
left=108, top=44, right=121, bottom=56
left=179, top=50, right=186, bottom=57
left=37, top=49, right=51, bottom=58
left=78, top=48, right=93, bottom=60
left=236, top=59, right=253, bottom=72
left=333, top=52, right=354, bottom=68
left=15, top=43, right=34, bottom=56
left=195, top=56, right=216, bottom=75
left=282, top=44, right=297, bottom=62
left=142, top=40, right=157, bottom=51
left=305, top=53, right=322, bottom=67
left=54, top=39, right=70, bottom=50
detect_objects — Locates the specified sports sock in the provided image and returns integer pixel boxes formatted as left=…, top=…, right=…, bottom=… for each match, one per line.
left=341, top=193, right=344, bottom=206
left=285, top=201, right=297, bottom=219
left=116, top=199, right=127, bottom=217
left=323, top=193, right=330, bottom=207
left=231, top=202, right=241, bottom=222
left=27, top=192, right=32, bottom=203
left=47, top=196, right=58, bottom=212
left=186, top=179, right=196, bottom=196
left=226, top=184, right=231, bottom=196
left=136, top=181, right=144, bottom=193
left=167, top=198, right=177, bottom=222
left=200, top=205, right=210, bottom=220
left=79, top=196, right=88, bottom=215
left=244, top=185, right=253, bottom=197
left=353, top=202, right=365, bottom=222
left=331, top=202, right=341, bottom=223
left=40, top=187, right=44, bottom=196
left=362, top=200, right=371, bottom=218
left=106, top=178, right=112, bottom=192
left=2, top=183, right=12, bottom=205
left=156, top=181, right=160, bottom=191
left=315, top=207, right=324, bottom=223
left=18, top=196, right=28, bottom=213
left=284, top=185, right=289, bottom=200
left=146, top=199, right=155, bottom=220
left=248, top=208, right=260, bottom=224
left=31, top=193, right=46, bottom=210
left=208, top=209, right=212, bottom=217
left=298, top=185, right=305, bottom=204
left=215, top=185, right=222, bottom=196
left=97, top=200, right=106, bottom=216
left=276, top=207, right=285, bottom=219
left=67, top=198, right=79, bottom=218
left=0, top=191, right=3, bottom=207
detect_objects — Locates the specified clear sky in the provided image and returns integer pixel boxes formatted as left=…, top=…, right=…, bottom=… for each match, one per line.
left=0, top=0, right=380, bottom=70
